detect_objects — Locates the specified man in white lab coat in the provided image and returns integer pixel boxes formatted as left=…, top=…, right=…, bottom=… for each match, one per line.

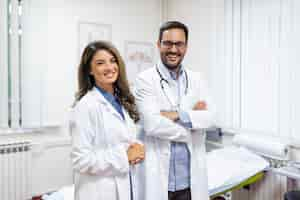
left=135, top=21, right=215, bottom=200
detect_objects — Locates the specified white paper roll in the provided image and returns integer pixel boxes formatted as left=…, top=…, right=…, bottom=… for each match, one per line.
left=232, top=134, right=290, bottom=160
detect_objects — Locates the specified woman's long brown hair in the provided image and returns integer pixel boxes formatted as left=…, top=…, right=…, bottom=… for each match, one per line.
left=74, top=40, right=139, bottom=122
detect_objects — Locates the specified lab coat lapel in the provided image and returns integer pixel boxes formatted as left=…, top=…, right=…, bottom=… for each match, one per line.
left=180, top=71, right=197, bottom=110
left=156, top=65, right=178, bottom=109
left=123, top=108, right=136, bottom=140
left=163, top=83, right=177, bottom=108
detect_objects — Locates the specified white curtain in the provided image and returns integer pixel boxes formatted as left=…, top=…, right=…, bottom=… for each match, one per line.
left=9, top=0, right=22, bottom=128
left=213, top=0, right=300, bottom=139
left=20, top=0, right=47, bottom=128
left=0, top=0, right=9, bottom=129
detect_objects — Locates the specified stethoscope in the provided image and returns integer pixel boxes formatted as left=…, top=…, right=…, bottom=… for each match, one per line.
left=156, top=65, right=189, bottom=109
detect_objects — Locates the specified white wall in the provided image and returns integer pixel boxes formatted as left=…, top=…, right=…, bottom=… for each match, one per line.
left=0, top=0, right=163, bottom=196
left=164, top=0, right=216, bottom=81
left=43, top=0, right=162, bottom=128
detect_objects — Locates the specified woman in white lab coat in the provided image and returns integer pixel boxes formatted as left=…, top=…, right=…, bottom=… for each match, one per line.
left=70, top=40, right=144, bottom=200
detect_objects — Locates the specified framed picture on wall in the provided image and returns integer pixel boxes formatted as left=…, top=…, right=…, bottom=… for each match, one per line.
left=78, top=21, right=112, bottom=57
left=125, top=41, right=155, bottom=84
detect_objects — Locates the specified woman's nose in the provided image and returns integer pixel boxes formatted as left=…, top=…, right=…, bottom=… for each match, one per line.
left=105, top=62, right=115, bottom=69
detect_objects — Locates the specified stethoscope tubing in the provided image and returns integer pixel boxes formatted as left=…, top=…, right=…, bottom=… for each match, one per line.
left=155, top=65, right=189, bottom=109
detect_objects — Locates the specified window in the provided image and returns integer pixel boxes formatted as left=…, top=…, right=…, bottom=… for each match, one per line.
left=0, top=0, right=10, bottom=129
left=0, top=0, right=42, bottom=132
left=213, top=0, right=300, bottom=140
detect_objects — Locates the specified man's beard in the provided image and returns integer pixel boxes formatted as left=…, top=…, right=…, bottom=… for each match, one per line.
left=161, top=52, right=184, bottom=71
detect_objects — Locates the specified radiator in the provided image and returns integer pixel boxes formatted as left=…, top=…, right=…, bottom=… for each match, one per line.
left=231, top=171, right=288, bottom=200
left=0, top=141, right=32, bottom=200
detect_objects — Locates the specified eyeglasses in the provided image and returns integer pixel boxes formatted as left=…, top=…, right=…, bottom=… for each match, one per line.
left=161, top=40, right=186, bottom=49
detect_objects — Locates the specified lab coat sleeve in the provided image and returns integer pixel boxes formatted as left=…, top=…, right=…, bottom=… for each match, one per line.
left=70, top=104, right=129, bottom=176
left=186, top=78, right=216, bottom=130
left=134, top=74, right=190, bottom=142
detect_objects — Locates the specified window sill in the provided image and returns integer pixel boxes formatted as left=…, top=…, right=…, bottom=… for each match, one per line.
left=0, top=128, right=43, bottom=135
left=0, top=126, right=71, bottom=148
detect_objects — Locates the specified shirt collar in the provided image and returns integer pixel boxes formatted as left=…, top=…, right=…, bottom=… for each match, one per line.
left=95, top=85, right=117, bottom=103
left=157, top=60, right=185, bottom=81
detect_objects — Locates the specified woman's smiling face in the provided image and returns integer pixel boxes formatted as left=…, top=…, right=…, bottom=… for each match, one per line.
left=89, top=49, right=119, bottom=92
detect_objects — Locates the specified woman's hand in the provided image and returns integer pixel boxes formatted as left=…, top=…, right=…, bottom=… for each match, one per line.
left=127, top=143, right=145, bottom=165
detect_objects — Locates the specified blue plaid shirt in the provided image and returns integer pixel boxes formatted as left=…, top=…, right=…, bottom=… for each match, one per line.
left=158, top=63, right=193, bottom=192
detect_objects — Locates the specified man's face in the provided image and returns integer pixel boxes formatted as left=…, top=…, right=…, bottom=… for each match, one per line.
left=158, top=28, right=187, bottom=70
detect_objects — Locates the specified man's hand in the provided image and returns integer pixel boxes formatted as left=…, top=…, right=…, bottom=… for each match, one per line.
left=127, top=143, right=145, bottom=165
left=193, top=101, right=207, bottom=110
left=160, top=111, right=179, bottom=122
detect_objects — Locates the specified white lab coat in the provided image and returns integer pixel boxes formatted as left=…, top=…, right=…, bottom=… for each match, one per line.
left=134, top=66, right=215, bottom=200
left=70, top=87, right=140, bottom=200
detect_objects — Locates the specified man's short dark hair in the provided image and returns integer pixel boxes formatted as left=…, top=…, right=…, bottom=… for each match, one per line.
left=158, top=21, right=189, bottom=43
